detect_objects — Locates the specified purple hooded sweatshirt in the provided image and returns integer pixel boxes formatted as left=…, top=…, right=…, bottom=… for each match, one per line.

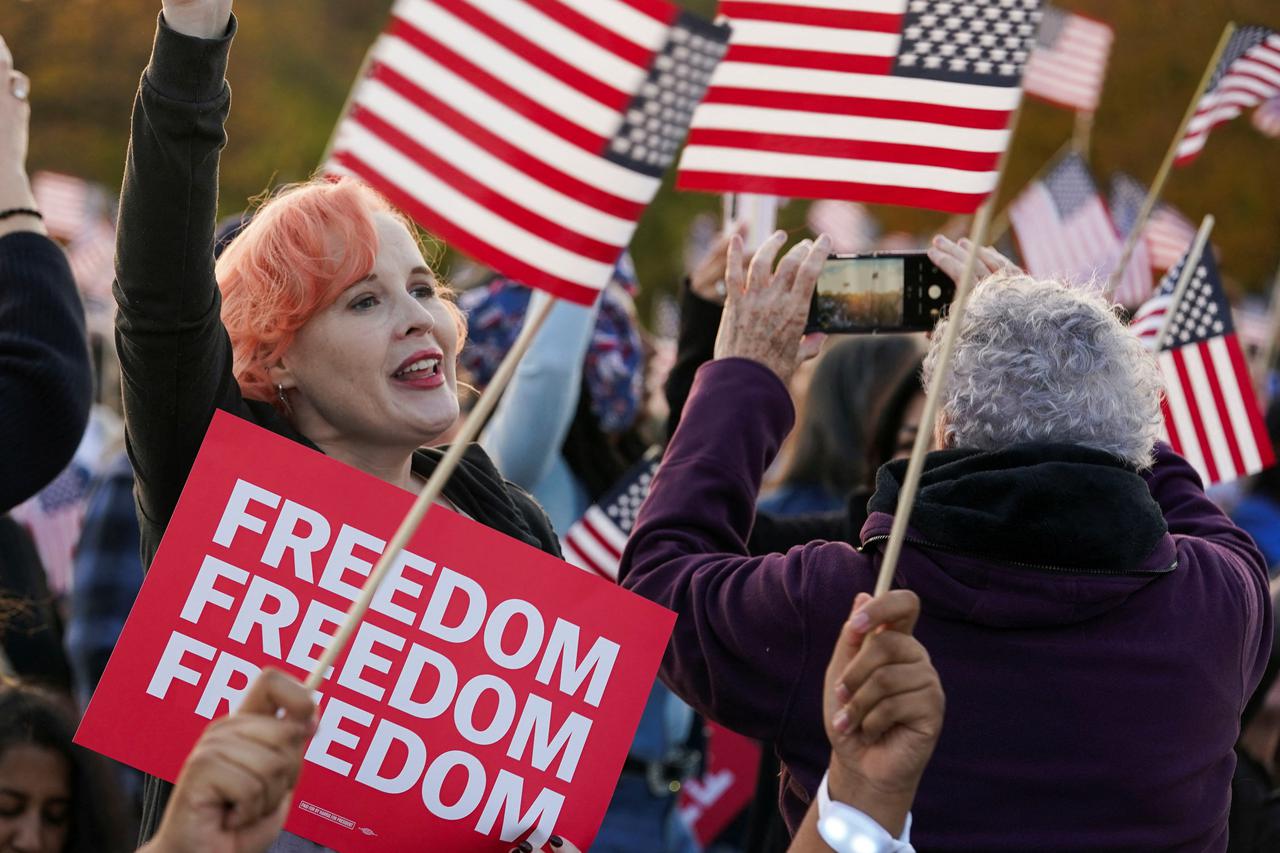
left=620, top=358, right=1273, bottom=852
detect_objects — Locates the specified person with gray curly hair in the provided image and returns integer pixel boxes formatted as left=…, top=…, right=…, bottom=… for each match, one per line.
left=924, top=273, right=1165, bottom=469
left=621, top=234, right=1272, bottom=852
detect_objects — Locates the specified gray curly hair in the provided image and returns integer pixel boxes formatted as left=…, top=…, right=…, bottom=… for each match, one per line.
left=922, top=274, right=1164, bottom=469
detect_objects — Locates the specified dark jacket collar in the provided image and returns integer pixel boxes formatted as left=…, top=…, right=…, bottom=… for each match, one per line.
left=865, top=443, right=1168, bottom=574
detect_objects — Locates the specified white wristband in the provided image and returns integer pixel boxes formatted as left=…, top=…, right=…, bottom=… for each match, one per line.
left=815, top=771, right=914, bottom=853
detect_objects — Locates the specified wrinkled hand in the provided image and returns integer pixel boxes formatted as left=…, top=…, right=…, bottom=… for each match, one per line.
left=823, top=590, right=944, bottom=837
left=713, top=231, right=830, bottom=385
left=145, top=669, right=316, bottom=853
left=926, top=235, right=1020, bottom=285
left=690, top=221, right=748, bottom=304
left=162, top=0, right=234, bottom=39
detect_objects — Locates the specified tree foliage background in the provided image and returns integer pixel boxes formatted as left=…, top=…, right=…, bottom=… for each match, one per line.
left=5, top=0, right=1279, bottom=322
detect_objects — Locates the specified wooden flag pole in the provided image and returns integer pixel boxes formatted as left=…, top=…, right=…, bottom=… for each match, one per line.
left=304, top=294, right=557, bottom=690
left=1153, top=215, right=1216, bottom=352
left=1104, top=23, right=1236, bottom=300
left=873, top=199, right=995, bottom=597
left=1072, top=110, right=1095, bottom=159
left=871, top=101, right=1025, bottom=597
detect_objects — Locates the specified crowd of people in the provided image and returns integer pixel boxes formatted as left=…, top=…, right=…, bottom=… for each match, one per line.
left=3, top=1, right=1280, bottom=851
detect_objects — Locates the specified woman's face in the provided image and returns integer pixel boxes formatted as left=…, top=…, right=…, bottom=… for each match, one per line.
left=893, top=391, right=929, bottom=460
left=277, top=212, right=461, bottom=455
left=0, top=744, right=71, bottom=853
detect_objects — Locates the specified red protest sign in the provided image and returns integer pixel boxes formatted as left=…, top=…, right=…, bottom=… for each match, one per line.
left=678, top=722, right=761, bottom=846
left=76, top=411, right=675, bottom=851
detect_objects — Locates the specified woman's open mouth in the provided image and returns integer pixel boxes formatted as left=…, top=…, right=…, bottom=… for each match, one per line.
left=392, top=350, right=445, bottom=388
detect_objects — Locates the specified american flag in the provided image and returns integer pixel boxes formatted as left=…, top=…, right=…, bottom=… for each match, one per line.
left=10, top=462, right=93, bottom=596
left=324, top=0, right=728, bottom=305
left=1253, top=95, right=1280, bottom=138
left=1021, top=6, right=1113, bottom=112
left=806, top=199, right=877, bottom=253
left=1133, top=249, right=1274, bottom=486
left=1176, top=26, right=1280, bottom=166
left=676, top=0, right=1044, bottom=214
left=1008, top=151, right=1150, bottom=303
left=1110, top=172, right=1197, bottom=273
left=562, top=447, right=661, bottom=581
left=66, top=218, right=117, bottom=300
left=31, top=171, right=91, bottom=242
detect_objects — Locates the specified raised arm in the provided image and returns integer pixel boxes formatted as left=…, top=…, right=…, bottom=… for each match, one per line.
left=0, top=35, right=93, bottom=510
left=114, top=1, right=243, bottom=526
left=480, top=288, right=600, bottom=490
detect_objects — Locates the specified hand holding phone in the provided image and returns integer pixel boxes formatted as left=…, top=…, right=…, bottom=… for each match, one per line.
left=807, top=252, right=955, bottom=334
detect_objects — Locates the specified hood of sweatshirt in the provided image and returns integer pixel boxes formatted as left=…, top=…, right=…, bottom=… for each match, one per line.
left=861, top=443, right=1177, bottom=628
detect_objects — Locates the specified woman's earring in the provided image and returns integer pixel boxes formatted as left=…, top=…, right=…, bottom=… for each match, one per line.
left=275, top=383, right=291, bottom=412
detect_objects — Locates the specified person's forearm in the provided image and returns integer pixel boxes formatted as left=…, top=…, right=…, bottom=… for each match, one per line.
left=0, top=171, right=44, bottom=238
left=664, top=279, right=723, bottom=439
left=827, top=762, right=914, bottom=839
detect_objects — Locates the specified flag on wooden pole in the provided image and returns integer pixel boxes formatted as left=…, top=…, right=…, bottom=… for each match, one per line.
left=1008, top=151, right=1150, bottom=303
left=563, top=447, right=661, bottom=582
left=1021, top=6, right=1113, bottom=113
left=1176, top=26, right=1280, bottom=166
left=1132, top=247, right=1274, bottom=485
left=676, top=0, right=1045, bottom=213
left=324, top=0, right=728, bottom=305
left=1109, top=173, right=1197, bottom=273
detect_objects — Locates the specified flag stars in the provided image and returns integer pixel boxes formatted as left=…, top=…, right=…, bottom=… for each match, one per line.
left=949, top=57, right=969, bottom=71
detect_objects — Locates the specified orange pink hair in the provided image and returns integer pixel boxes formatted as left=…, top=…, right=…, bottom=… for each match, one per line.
left=215, top=177, right=463, bottom=406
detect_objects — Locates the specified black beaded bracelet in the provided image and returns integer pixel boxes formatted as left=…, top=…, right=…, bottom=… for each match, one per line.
left=0, top=208, right=43, bottom=221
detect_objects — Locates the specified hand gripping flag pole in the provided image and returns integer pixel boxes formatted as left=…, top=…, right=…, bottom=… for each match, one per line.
left=304, top=295, right=554, bottom=690
left=873, top=105, right=1024, bottom=597
left=1103, top=23, right=1236, bottom=301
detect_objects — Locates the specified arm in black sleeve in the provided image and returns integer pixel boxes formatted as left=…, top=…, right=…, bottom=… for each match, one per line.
left=664, top=279, right=724, bottom=440
left=113, top=13, right=247, bottom=529
left=0, top=233, right=92, bottom=510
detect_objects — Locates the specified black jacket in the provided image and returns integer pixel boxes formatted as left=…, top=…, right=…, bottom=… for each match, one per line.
left=0, top=233, right=92, bottom=511
left=119, top=15, right=559, bottom=840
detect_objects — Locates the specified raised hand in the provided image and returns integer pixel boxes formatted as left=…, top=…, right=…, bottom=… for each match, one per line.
left=926, top=235, right=1020, bottom=285
left=713, top=231, right=831, bottom=385
left=823, top=590, right=944, bottom=837
left=161, top=0, right=234, bottom=39
left=143, top=669, right=316, bottom=853
left=690, top=221, right=749, bottom=304
left=0, top=33, right=42, bottom=237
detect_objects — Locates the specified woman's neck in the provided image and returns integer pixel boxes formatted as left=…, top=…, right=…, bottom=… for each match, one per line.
left=312, top=438, right=418, bottom=491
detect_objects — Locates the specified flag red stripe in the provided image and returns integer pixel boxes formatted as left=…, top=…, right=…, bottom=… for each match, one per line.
left=1201, top=340, right=1248, bottom=477
left=1171, top=347, right=1221, bottom=484
left=563, top=536, right=616, bottom=580
left=581, top=518, right=624, bottom=560
left=350, top=107, right=623, bottom=264
left=1160, top=395, right=1185, bottom=458
left=389, top=17, right=605, bottom=154
left=1226, top=332, right=1276, bottom=466
left=428, top=0, right=631, bottom=110
left=677, top=170, right=985, bottom=213
left=334, top=151, right=601, bottom=305
left=521, top=0, right=655, bottom=67
left=369, top=63, right=645, bottom=219
left=701, top=85, right=1012, bottom=130
left=684, top=127, right=1001, bottom=171
left=724, top=45, right=894, bottom=75
left=718, top=2, right=902, bottom=32
left=617, top=0, right=677, bottom=26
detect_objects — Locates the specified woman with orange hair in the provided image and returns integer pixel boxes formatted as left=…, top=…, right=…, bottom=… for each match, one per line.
left=119, top=2, right=561, bottom=848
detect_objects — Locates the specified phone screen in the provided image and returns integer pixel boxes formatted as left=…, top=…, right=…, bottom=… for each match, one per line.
left=813, top=257, right=905, bottom=330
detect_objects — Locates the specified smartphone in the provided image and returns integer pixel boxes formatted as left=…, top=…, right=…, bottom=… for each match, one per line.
left=806, top=252, right=954, bottom=334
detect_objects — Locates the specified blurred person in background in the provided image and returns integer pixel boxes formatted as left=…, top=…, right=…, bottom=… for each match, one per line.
left=0, top=34, right=93, bottom=512
left=0, top=681, right=128, bottom=852
left=1229, top=589, right=1280, bottom=852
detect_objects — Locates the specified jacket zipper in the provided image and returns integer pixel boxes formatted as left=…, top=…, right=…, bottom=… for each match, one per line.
left=859, top=534, right=1179, bottom=578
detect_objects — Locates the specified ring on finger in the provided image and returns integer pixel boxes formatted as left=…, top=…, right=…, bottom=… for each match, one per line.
left=10, top=72, right=29, bottom=101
